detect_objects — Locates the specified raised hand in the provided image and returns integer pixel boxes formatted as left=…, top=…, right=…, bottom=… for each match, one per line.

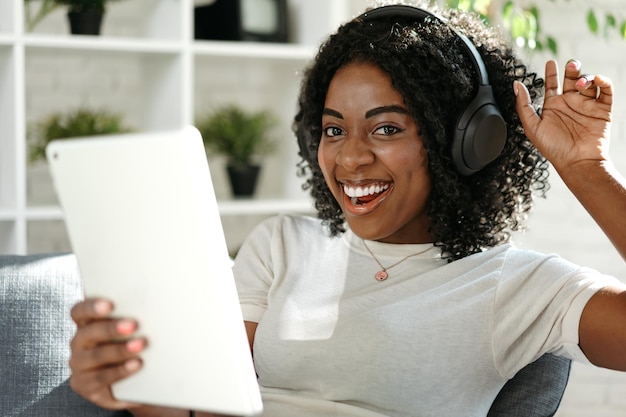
left=514, top=59, right=613, bottom=173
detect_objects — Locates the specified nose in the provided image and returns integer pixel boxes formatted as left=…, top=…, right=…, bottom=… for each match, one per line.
left=336, top=134, right=375, bottom=171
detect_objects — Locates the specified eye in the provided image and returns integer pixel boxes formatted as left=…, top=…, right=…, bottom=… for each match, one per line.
left=324, top=126, right=344, bottom=137
left=374, top=125, right=402, bottom=136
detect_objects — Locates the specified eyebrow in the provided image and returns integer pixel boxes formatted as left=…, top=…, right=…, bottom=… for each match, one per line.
left=365, top=105, right=410, bottom=119
left=322, top=105, right=410, bottom=120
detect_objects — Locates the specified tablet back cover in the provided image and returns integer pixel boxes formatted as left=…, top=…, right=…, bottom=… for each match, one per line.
left=46, top=127, right=262, bottom=416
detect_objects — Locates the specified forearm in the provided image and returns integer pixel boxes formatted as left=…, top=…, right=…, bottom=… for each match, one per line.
left=557, top=159, right=626, bottom=260
left=128, top=406, right=187, bottom=417
left=129, top=407, right=227, bottom=417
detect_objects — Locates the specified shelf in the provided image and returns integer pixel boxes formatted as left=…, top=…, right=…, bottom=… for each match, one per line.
left=25, top=206, right=64, bottom=220
left=2, top=200, right=314, bottom=223
left=24, top=34, right=183, bottom=54
left=193, top=40, right=315, bottom=61
left=0, top=35, right=13, bottom=46
left=0, top=209, right=17, bottom=221
left=217, top=199, right=314, bottom=215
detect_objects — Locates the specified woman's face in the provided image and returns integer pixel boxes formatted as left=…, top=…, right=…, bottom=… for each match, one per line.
left=318, top=61, right=433, bottom=244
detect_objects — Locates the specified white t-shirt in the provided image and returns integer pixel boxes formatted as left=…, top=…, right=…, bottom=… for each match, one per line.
left=233, top=214, right=620, bottom=417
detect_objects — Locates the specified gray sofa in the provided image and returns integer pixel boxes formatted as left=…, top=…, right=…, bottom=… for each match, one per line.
left=0, top=253, right=570, bottom=417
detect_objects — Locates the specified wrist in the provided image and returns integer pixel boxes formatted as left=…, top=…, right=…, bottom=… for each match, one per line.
left=556, top=158, right=615, bottom=187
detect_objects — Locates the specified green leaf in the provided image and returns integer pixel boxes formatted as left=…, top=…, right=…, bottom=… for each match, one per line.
left=529, top=6, right=542, bottom=33
left=621, top=21, right=626, bottom=39
left=587, top=10, right=599, bottom=34
left=606, top=14, right=617, bottom=28
left=502, top=1, right=514, bottom=22
left=546, top=36, right=558, bottom=55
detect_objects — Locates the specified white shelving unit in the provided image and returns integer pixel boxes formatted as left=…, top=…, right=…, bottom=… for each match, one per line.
left=0, top=0, right=368, bottom=254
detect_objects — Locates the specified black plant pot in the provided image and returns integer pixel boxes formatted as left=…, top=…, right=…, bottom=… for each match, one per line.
left=67, top=10, right=104, bottom=35
left=226, top=164, right=261, bottom=197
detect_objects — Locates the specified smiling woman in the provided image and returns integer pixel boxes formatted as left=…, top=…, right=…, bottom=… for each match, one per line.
left=66, top=1, right=626, bottom=416
left=318, top=62, right=432, bottom=244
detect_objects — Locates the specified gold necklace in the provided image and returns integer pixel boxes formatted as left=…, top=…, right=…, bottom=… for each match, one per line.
left=362, top=239, right=432, bottom=281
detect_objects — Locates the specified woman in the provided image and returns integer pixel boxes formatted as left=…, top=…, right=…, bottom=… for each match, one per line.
left=68, top=1, right=626, bottom=416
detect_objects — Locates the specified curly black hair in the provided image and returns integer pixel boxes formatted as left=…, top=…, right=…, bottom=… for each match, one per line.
left=293, top=1, right=549, bottom=262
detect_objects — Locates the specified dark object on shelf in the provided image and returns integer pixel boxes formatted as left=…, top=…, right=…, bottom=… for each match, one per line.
left=67, top=9, right=103, bottom=35
left=227, top=163, right=261, bottom=197
left=194, top=0, right=288, bottom=43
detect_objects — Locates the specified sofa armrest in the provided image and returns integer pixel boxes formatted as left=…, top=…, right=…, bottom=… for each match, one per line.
left=488, top=353, right=571, bottom=417
left=0, top=254, right=131, bottom=417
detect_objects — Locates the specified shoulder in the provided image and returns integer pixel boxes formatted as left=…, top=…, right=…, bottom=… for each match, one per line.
left=488, top=244, right=620, bottom=301
left=448, top=244, right=599, bottom=285
left=241, top=214, right=334, bottom=256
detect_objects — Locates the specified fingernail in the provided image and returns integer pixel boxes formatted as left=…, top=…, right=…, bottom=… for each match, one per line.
left=576, top=76, right=592, bottom=89
left=94, top=300, right=112, bottom=316
left=116, top=320, right=136, bottom=336
left=125, top=358, right=142, bottom=372
left=126, top=338, right=145, bottom=353
left=513, top=81, right=519, bottom=96
left=566, top=59, right=580, bottom=70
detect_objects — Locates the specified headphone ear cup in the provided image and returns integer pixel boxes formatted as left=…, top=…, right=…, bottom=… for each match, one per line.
left=451, top=86, right=507, bottom=175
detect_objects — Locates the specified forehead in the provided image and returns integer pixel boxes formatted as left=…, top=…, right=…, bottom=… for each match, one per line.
left=324, top=62, right=405, bottom=109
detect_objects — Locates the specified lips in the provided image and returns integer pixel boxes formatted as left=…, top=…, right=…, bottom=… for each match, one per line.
left=340, top=181, right=392, bottom=213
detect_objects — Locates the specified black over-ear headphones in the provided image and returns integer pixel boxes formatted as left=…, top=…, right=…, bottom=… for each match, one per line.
left=298, top=5, right=507, bottom=176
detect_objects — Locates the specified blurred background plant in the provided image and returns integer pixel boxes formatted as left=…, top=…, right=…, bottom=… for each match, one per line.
left=24, top=0, right=124, bottom=32
left=444, top=0, right=626, bottom=54
left=24, top=0, right=59, bottom=32
left=28, top=107, right=133, bottom=163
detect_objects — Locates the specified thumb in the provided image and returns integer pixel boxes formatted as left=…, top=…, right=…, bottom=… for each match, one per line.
left=513, top=80, right=540, bottom=141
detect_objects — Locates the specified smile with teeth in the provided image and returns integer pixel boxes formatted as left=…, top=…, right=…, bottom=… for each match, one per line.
left=342, top=182, right=390, bottom=205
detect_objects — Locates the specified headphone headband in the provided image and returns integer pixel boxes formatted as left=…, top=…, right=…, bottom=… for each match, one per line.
left=358, top=5, right=489, bottom=86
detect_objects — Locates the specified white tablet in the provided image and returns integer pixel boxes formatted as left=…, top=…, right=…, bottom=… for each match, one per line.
left=46, top=127, right=263, bottom=416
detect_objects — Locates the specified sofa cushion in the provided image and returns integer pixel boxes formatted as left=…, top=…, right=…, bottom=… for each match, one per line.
left=0, top=254, right=130, bottom=417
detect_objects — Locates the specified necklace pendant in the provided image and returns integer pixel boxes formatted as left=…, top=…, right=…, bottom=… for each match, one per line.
left=375, top=270, right=388, bottom=281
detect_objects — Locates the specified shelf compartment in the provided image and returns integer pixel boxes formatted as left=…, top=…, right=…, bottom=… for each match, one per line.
left=24, top=49, right=184, bottom=131
left=27, top=219, right=71, bottom=254
left=0, top=1, right=16, bottom=35
left=25, top=0, right=183, bottom=41
left=0, top=45, right=20, bottom=209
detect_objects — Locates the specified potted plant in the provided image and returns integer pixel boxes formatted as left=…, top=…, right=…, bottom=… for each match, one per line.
left=28, top=106, right=132, bottom=163
left=196, top=104, right=278, bottom=198
left=24, top=0, right=124, bottom=35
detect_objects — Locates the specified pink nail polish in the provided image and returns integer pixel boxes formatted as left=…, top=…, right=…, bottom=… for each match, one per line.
left=94, top=300, right=111, bottom=316
left=126, top=338, right=145, bottom=353
left=567, top=59, right=580, bottom=70
left=576, top=77, right=591, bottom=88
left=116, top=320, right=136, bottom=336
left=125, top=358, right=142, bottom=372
